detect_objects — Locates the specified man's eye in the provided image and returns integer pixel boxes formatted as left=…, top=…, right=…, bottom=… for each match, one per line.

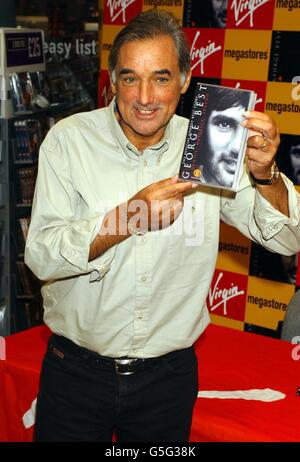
left=123, top=77, right=136, bottom=84
left=218, top=122, right=231, bottom=129
left=291, top=149, right=300, bottom=158
left=156, top=77, right=169, bottom=84
left=213, top=118, right=236, bottom=130
left=215, top=120, right=231, bottom=129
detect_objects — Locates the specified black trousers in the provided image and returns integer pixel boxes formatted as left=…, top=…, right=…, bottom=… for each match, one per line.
left=34, top=334, right=199, bottom=442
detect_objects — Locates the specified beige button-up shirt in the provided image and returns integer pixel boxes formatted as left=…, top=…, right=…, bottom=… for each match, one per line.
left=25, top=99, right=300, bottom=358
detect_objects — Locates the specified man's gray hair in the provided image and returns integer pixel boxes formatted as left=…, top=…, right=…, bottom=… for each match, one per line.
left=108, top=9, right=191, bottom=81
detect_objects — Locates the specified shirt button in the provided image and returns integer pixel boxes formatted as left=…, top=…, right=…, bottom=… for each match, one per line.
left=141, top=276, right=147, bottom=282
left=138, top=314, right=143, bottom=319
left=143, top=160, right=147, bottom=167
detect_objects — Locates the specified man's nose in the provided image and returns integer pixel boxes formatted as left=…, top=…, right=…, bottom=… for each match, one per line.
left=138, top=81, right=154, bottom=106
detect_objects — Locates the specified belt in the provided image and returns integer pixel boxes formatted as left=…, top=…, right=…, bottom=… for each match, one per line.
left=50, top=334, right=191, bottom=376
left=114, top=358, right=145, bottom=375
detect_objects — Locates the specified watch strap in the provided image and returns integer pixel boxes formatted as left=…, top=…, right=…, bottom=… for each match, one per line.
left=250, top=161, right=280, bottom=185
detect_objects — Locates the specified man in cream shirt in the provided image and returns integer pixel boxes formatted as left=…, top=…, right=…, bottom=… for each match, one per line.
left=25, top=10, right=300, bottom=442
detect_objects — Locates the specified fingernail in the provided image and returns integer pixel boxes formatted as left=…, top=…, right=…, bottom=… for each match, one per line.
left=173, top=174, right=179, bottom=182
left=241, top=120, right=247, bottom=126
left=243, top=111, right=250, bottom=118
left=192, top=182, right=198, bottom=188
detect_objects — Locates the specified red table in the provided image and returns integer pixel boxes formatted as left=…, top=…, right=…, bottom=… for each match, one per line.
left=191, top=325, right=300, bottom=442
left=0, top=324, right=299, bottom=442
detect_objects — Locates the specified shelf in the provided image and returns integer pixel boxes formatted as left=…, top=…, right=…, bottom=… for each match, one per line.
left=16, top=203, right=32, bottom=208
left=10, top=100, right=91, bottom=120
left=16, top=294, right=38, bottom=300
left=14, top=159, right=38, bottom=165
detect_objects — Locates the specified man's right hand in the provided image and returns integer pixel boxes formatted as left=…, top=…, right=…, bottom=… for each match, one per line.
left=89, top=176, right=197, bottom=262
left=126, top=175, right=198, bottom=233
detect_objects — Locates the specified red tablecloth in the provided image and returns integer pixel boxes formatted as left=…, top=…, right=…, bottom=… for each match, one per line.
left=0, top=325, right=50, bottom=442
left=0, top=324, right=299, bottom=442
left=191, top=325, right=300, bottom=442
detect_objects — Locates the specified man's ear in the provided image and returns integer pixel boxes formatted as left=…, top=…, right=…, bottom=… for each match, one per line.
left=180, top=70, right=192, bottom=95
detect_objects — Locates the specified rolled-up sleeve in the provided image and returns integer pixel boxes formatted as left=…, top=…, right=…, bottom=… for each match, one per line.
left=25, top=127, right=116, bottom=282
left=253, top=174, right=300, bottom=240
left=220, top=170, right=300, bottom=255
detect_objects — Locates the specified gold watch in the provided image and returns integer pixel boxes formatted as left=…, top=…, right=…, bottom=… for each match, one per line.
left=250, top=161, right=280, bottom=185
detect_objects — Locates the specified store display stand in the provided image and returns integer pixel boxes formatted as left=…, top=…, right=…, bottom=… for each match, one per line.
left=0, top=109, right=11, bottom=335
left=0, top=27, right=45, bottom=336
left=0, top=26, right=94, bottom=335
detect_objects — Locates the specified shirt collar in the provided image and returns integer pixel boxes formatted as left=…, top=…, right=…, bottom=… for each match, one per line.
left=108, top=97, right=172, bottom=160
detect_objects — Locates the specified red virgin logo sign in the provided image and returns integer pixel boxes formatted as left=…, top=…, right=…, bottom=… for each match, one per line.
left=207, top=270, right=248, bottom=321
left=98, top=70, right=114, bottom=108
left=103, top=0, right=143, bottom=25
left=226, top=0, right=275, bottom=29
left=184, top=28, right=224, bottom=78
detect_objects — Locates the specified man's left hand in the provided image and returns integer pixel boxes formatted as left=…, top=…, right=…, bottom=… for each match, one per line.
left=241, top=110, right=280, bottom=180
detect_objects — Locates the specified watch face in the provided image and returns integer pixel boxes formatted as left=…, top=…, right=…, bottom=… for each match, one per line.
left=250, top=161, right=280, bottom=185
left=271, top=162, right=280, bottom=183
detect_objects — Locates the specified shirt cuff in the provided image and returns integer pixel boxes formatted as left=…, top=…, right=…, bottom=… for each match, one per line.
left=59, top=213, right=116, bottom=282
left=254, top=174, right=300, bottom=240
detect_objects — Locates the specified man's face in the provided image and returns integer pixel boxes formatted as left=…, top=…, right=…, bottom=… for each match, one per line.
left=212, top=0, right=228, bottom=27
left=290, top=143, right=300, bottom=184
left=206, top=105, right=245, bottom=187
left=110, top=35, right=190, bottom=150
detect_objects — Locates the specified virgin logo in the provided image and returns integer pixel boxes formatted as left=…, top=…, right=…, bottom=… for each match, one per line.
left=190, top=31, right=222, bottom=75
left=230, top=0, right=270, bottom=27
left=106, top=0, right=137, bottom=23
left=208, top=272, right=244, bottom=316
